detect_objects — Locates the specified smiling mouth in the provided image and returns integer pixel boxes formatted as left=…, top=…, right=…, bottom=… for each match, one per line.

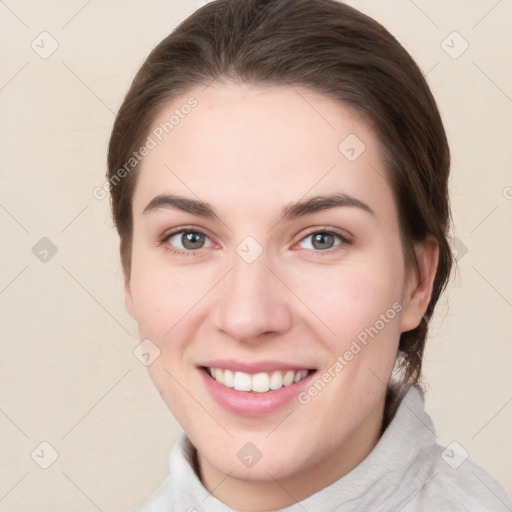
left=202, top=366, right=315, bottom=393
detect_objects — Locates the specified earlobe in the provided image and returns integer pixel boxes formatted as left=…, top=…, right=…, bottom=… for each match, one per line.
left=124, top=277, right=136, bottom=320
left=400, top=237, right=439, bottom=333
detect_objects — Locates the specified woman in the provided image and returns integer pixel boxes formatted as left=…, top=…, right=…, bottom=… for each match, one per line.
left=107, top=0, right=512, bottom=510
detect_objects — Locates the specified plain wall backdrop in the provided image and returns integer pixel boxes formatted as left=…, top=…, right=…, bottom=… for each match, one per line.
left=0, top=0, right=511, bottom=510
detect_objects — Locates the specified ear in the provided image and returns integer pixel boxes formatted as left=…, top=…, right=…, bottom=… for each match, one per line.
left=400, top=237, right=439, bottom=333
left=124, top=276, right=136, bottom=320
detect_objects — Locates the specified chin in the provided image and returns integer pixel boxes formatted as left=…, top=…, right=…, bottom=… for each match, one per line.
left=195, top=428, right=323, bottom=482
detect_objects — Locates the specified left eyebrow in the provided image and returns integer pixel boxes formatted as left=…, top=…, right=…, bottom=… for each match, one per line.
left=141, top=192, right=374, bottom=221
left=279, top=193, right=375, bottom=222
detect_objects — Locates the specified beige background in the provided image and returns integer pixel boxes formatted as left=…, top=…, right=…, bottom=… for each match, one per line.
left=0, top=0, right=511, bottom=510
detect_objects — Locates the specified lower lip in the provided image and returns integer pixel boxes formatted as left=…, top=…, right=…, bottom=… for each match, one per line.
left=199, top=368, right=316, bottom=417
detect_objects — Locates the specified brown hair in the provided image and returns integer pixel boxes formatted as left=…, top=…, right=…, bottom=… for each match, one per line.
left=107, top=0, right=453, bottom=385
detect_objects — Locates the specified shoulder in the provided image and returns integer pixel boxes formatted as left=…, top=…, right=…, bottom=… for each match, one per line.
left=404, top=445, right=512, bottom=512
left=398, top=437, right=512, bottom=511
left=380, top=384, right=512, bottom=511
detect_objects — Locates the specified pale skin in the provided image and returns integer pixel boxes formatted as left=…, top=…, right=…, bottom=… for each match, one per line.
left=124, top=81, right=438, bottom=511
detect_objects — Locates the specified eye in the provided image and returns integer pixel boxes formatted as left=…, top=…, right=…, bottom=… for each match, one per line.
left=166, top=230, right=214, bottom=252
left=297, top=230, right=345, bottom=251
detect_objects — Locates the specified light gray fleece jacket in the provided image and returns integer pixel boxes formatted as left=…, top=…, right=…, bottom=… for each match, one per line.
left=134, top=384, right=512, bottom=511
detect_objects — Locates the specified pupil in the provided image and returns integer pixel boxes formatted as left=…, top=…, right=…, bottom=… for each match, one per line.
left=182, top=232, right=204, bottom=250
left=312, top=233, right=334, bottom=250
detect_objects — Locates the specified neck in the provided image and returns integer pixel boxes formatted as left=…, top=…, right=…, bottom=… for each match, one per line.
left=196, top=394, right=387, bottom=511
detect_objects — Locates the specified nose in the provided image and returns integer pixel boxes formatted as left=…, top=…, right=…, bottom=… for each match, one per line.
left=211, top=254, right=293, bottom=343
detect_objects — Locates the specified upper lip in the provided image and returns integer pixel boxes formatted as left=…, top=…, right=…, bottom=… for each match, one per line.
left=198, top=359, right=315, bottom=374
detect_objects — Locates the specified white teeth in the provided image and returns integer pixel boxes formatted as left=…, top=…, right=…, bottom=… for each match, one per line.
left=269, top=371, right=283, bottom=390
left=252, top=373, right=270, bottom=393
left=293, top=370, right=308, bottom=382
left=223, top=369, right=234, bottom=388
left=208, top=367, right=310, bottom=392
left=283, top=370, right=295, bottom=386
left=233, top=371, right=252, bottom=391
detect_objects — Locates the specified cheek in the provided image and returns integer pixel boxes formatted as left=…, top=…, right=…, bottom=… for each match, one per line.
left=128, top=241, right=212, bottom=339
left=290, top=261, right=405, bottom=343
left=129, top=262, right=205, bottom=415
left=129, top=272, right=171, bottom=339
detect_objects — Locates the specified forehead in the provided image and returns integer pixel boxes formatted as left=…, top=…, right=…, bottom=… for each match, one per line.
left=132, top=82, right=395, bottom=220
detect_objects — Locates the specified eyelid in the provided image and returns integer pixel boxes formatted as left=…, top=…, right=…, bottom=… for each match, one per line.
left=292, top=226, right=354, bottom=258
left=296, top=226, right=352, bottom=243
left=160, top=225, right=213, bottom=241
left=160, top=226, right=218, bottom=255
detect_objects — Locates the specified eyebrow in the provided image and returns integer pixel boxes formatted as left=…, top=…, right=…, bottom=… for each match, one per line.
left=142, top=192, right=374, bottom=221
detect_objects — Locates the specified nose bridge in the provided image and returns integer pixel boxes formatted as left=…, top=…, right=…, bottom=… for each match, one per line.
left=212, top=251, right=292, bottom=341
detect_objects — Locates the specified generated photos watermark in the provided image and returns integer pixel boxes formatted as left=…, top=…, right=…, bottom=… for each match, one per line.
left=298, top=301, right=403, bottom=405
left=93, top=97, right=198, bottom=200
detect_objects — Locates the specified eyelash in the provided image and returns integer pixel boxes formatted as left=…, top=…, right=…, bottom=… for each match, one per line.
left=159, top=226, right=352, bottom=257
left=298, top=226, right=352, bottom=255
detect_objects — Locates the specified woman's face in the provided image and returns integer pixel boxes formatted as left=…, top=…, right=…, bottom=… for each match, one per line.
left=125, top=82, right=428, bottom=496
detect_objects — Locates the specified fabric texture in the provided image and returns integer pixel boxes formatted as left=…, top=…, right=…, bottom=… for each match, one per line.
left=133, top=384, right=512, bottom=511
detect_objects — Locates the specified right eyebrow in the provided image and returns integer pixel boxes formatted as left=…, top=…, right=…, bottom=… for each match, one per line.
left=142, top=194, right=220, bottom=219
